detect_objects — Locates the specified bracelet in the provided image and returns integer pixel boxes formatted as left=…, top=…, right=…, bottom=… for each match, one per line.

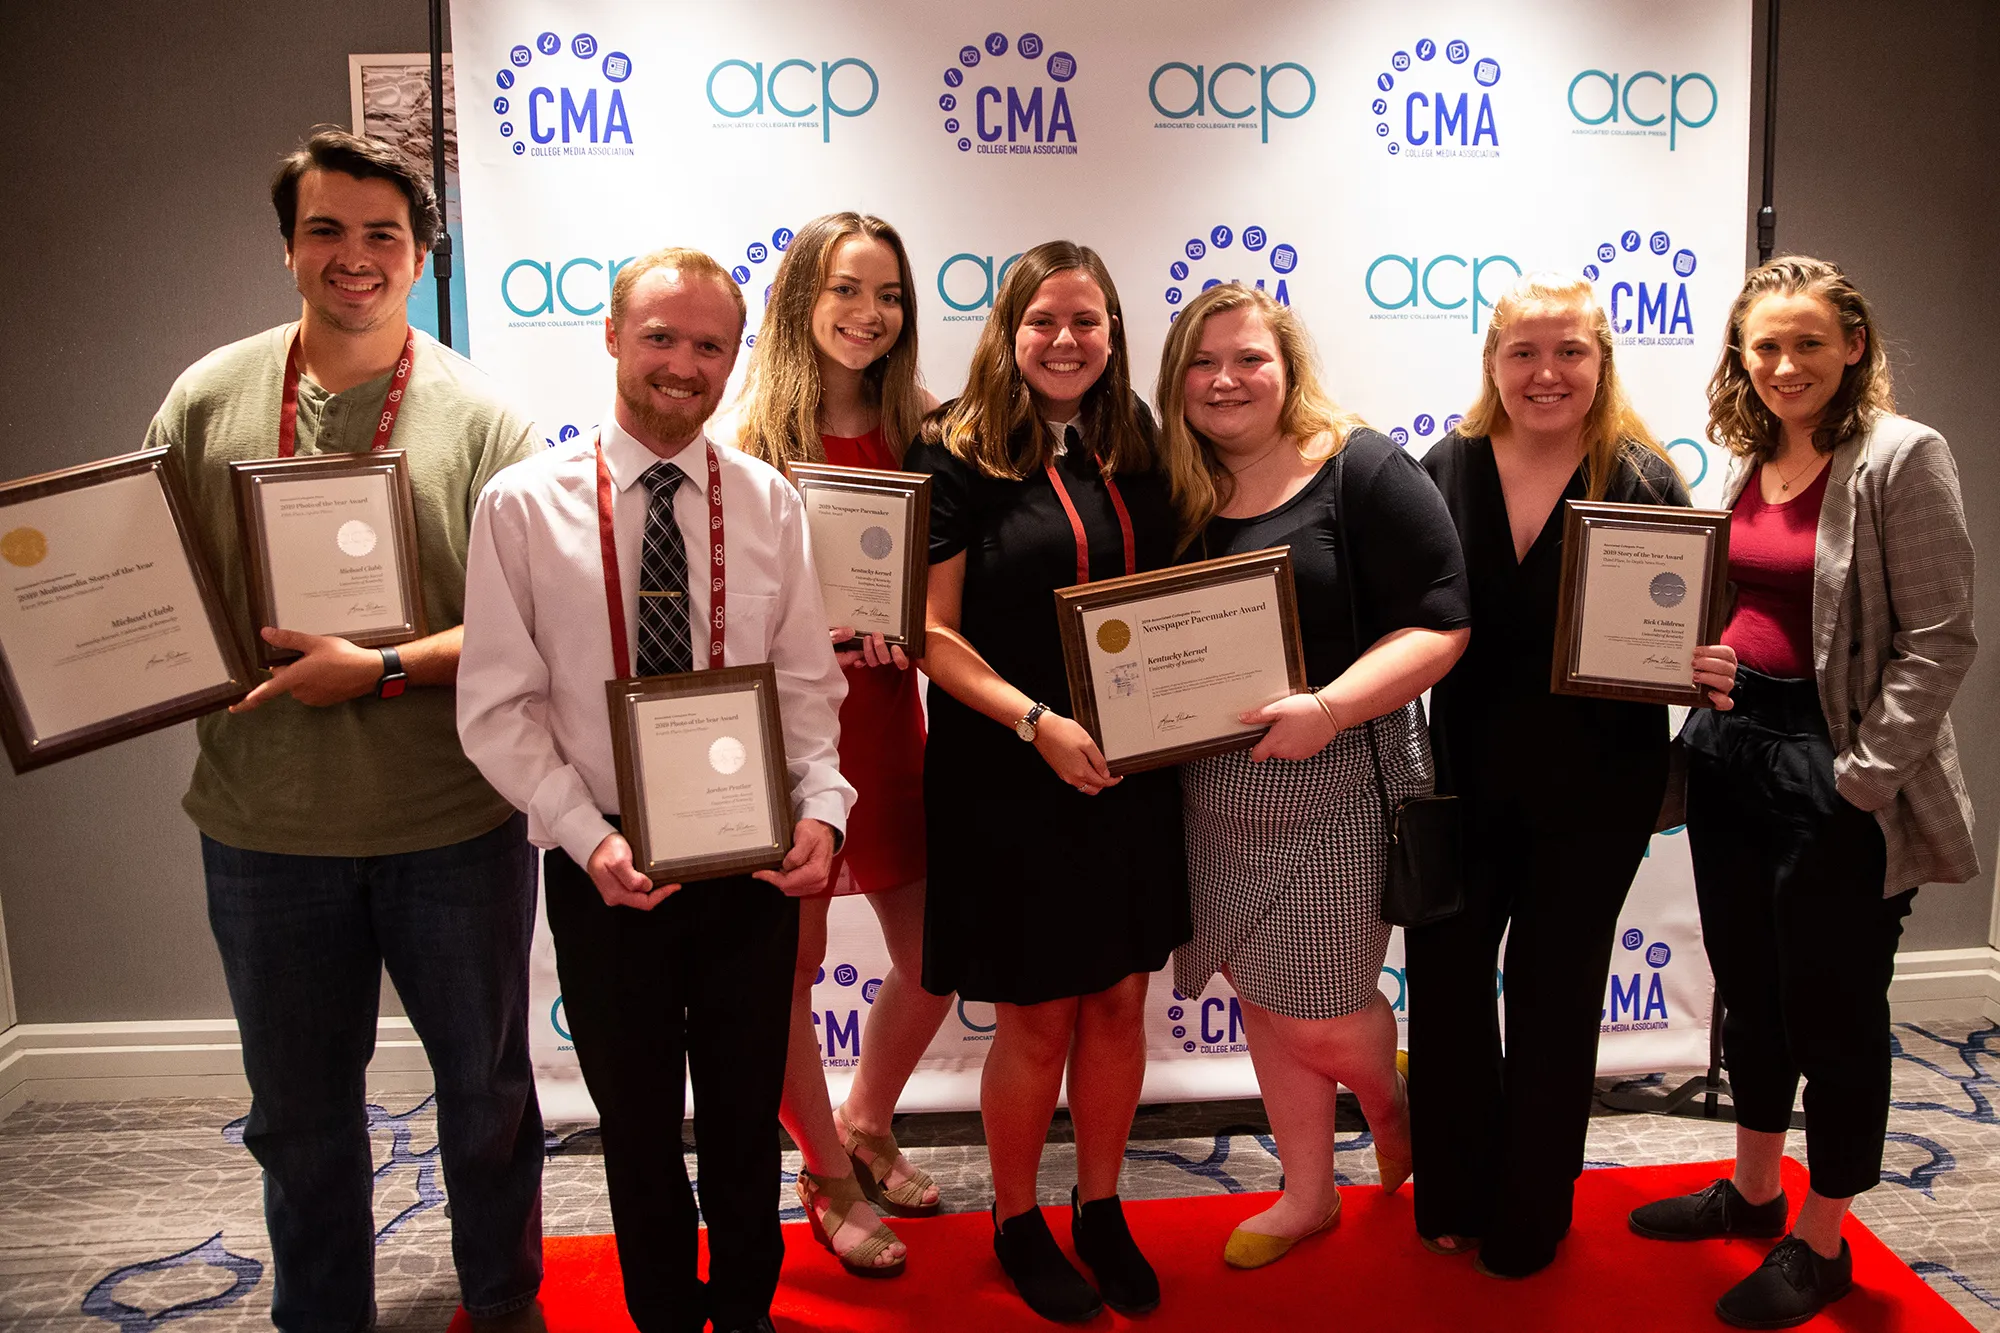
left=1310, top=691, right=1341, bottom=732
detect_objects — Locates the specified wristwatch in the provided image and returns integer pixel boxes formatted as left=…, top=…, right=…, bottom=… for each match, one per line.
left=1014, top=702, right=1049, bottom=742
left=376, top=646, right=408, bottom=699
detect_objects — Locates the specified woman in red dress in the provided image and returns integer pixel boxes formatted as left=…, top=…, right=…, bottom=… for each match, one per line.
left=727, top=212, right=946, bottom=1277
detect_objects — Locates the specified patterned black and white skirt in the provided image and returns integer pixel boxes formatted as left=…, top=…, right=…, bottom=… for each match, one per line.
left=1173, top=700, right=1435, bottom=1020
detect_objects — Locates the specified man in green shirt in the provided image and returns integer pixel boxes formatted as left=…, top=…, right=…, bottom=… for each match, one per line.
left=143, top=129, right=544, bottom=1333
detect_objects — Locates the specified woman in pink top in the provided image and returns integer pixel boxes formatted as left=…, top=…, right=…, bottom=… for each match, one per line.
left=730, top=213, right=946, bottom=1278
left=1630, top=258, right=1978, bottom=1328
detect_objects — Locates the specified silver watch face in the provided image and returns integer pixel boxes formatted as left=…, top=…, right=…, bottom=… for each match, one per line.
left=1015, top=716, right=1037, bottom=741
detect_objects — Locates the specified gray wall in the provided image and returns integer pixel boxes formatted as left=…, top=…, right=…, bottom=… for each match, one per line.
left=1750, top=0, right=2000, bottom=951
left=1, top=2, right=1995, bottom=1023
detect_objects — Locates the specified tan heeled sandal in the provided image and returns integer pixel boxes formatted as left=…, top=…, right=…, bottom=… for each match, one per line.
left=836, top=1106, right=942, bottom=1218
left=795, top=1168, right=906, bottom=1279
left=1375, top=1048, right=1413, bottom=1194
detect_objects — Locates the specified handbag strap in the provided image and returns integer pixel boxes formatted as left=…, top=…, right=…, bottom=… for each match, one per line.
left=1331, top=450, right=1398, bottom=836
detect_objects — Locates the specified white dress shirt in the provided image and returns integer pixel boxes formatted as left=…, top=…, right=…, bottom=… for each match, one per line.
left=458, top=412, right=854, bottom=868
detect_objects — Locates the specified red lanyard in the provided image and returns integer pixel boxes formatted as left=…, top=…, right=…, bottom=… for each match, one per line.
left=278, top=326, right=415, bottom=458
left=595, top=434, right=726, bottom=678
left=1045, top=457, right=1136, bottom=585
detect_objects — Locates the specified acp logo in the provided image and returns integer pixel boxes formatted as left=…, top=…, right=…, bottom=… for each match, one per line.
left=1371, top=37, right=1501, bottom=158
left=502, top=253, right=635, bottom=325
left=1162, top=224, right=1299, bottom=321
left=496, top=30, right=635, bottom=158
left=1582, top=228, right=1698, bottom=345
left=1148, top=59, right=1315, bottom=143
left=706, top=56, right=880, bottom=143
left=1364, top=251, right=1521, bottom=333
left=1604, top=927, right=1674, bottom=1029
left=936, top=249, right=1024, bottom=320
left=1386, top=410, right=1465, bottom=449
left=1569, top=69, right=1718, bottom=150
left=940, top=31, right=1080, bottom=156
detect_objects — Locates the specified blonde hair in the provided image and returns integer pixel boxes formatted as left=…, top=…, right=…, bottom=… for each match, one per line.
left=734, top=213, right=928, bottom=471
left=609, top=245, right=745, bottom=332
left=1707, top=255, right=1894, bottom=463
left=1458, top=272, right=1671, bottom=501
left=924, top=240, right=1152, bottom=480
left=1154, top=284, right=1367, bottom=537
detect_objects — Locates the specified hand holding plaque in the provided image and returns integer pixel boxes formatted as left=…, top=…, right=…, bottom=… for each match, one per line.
left=1552, top=500, right=1731, bottom=706
left=1054, top=548, right=1308, bottom=774
left=229, top=450, right=427, bottom=665
left=606, top=663, right=795, bottom=884
left=786, top=463, right=929, bottom=657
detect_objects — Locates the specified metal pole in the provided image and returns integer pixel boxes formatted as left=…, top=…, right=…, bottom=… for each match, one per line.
left=428, top=0, right=454, bottom=348
left=1757, top=0, right=1781, bottom=263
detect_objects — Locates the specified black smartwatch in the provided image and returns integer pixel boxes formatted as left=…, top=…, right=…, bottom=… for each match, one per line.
left=376, top=646, right=408, bottom=699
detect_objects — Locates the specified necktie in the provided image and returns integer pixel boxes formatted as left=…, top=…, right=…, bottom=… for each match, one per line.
left=635, top=462, right=693, bottom=676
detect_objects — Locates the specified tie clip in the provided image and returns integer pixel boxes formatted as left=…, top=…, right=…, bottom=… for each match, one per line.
left=638, top=590, right=684, bottom=598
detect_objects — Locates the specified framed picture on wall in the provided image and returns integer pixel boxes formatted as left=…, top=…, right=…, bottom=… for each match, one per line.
left=348, top=52, right=464, bottom=348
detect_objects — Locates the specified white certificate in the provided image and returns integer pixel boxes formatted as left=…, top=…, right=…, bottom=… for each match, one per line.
left=257, top=473, right=409, bottom=636
left=631, top=687, right=778, bottom=861
left=1574, top=525, right=1714, bottom=684
left=0, top=472, right=234, bottom=742
left=802, top=486, right=908, bottom=638
left=1077, top=570, right=1293, bottom=764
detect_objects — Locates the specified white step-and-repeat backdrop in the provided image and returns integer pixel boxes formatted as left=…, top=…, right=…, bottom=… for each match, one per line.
left=444, top=0, right=1752, bottom=1118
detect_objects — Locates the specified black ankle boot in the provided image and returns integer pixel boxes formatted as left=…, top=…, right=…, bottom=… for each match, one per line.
left=1072, top=1188, right=1160, bottom=1315
left=993, top=1204, right=1102, bottom=1324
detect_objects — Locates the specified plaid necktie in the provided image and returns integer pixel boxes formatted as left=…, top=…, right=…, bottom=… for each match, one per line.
left=635, top=462, right=693, bottom=676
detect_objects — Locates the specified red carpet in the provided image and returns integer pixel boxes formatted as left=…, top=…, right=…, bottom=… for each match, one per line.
left=451, top=1158, right=1976, bottom=1331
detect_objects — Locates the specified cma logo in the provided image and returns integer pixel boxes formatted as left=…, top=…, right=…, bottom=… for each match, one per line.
left=1387, top=411, right=1465, bottom=448
left=1164, top=988, right=1246, bottom=1052
left=940, top=31, right=1079, bottom=154
left=1568, top=70, right=1718, bottom=150
left=810, top=960, right=881, bottom=1061
left=495, top=30, right=635, bottom=157
left=503, top=254, right=634, bottom=318
left=1364, top=253, right=1522, bottom=332
left=1583, top=229, right=1699, bottom=341
left=705, top=57, right=881, bottom=143
left=1372, top=38, right=1501, bottom=157
left=1148, top=60, right=1316, bottom=143
left=1164, top=224, right=1298, bottom=319
left=937, top=251, right=1023, bottom=313
left=1604, top=927, right=1673, bottom=1026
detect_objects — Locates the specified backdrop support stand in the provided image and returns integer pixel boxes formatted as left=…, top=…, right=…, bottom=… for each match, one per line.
left=428, top=0, right=453, bottom=348
left=1599, top=0, right=1800, bottom=1130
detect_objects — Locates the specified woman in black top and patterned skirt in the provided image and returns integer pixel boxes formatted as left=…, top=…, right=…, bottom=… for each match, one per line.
left=1408, top=274, right=1737, bottom=1278
left=1154, top=283, right=1470, bottom=1270
left=905, top=241, right=1188, bottom=1323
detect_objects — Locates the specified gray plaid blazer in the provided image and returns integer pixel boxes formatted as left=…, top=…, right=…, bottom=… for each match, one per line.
left=1720, top=413, right=1979, bottom=893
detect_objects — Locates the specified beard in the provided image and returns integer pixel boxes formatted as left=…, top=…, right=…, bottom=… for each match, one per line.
left=617, top=365, right=716, bottom=450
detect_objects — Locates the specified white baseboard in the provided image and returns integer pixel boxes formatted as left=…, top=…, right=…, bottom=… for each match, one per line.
left=0, top=1017, right=435, bottom=1123
left=2, top=948, right=1993, bottom=1122
left=1887, top=946, right=2000, bottom=1023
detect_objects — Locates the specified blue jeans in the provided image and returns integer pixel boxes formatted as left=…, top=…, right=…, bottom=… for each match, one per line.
left=203, top=813, right=543, bottom=1332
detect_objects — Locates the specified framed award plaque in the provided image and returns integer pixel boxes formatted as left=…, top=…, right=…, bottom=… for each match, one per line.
left=786, top=462, right=930, bottom=657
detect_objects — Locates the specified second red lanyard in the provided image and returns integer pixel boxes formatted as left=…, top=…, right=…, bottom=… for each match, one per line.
left=1045, top=457, right=1136, bottom=586
left=278, top=325, right=415, bottom=458
left=595, top=435, right=727, bottom=679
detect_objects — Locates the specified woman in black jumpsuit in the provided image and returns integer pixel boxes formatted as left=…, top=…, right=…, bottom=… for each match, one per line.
left=1406, top=274, right=1737, bottom=1278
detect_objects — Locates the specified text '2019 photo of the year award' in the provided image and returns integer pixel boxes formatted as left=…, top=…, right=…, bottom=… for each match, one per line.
left=1552, top=500, right=1731, bottom=706
left=1054, top=547, right=1308, bottom=775
left=0, top=449, right=254, bottom=772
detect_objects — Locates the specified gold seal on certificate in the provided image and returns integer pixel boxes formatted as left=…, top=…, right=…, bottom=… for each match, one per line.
left=1055, top=548, right=1308, bottom=775
left=229, top=450, right=428, bottom=665
left=0, top=449, right=254, bottom=772
left=1552, top=500, right=1731, bottom=706
left=606, top=663, right=795, bottom=884
left=786, top=463, right=930, bottom=657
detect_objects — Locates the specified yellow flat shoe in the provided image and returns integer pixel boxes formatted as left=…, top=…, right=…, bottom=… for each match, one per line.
left=1375, top=1048, right=1413, bottom=1194
left=1223, top=1195, right=1341, bottom=1270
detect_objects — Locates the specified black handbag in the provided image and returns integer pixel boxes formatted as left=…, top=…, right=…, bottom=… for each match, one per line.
left=1332, top=452, right=1466, bottom=928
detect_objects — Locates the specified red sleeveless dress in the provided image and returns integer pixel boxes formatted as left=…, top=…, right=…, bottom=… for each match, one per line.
left=821, top=427, right=928, bottom=894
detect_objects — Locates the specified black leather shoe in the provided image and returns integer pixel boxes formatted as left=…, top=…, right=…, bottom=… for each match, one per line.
left=1716, top=1236, right=1853, bottom=1329
left=1072, top=1188, right=1160, bottom=1314
left=1630, top=1178, right=1788, bottom=1242
left=994, top=1203, right=1103, bottom=1324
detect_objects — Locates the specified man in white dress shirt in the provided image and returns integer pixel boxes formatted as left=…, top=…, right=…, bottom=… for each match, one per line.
left=458, top=247, right=853, bottom=1333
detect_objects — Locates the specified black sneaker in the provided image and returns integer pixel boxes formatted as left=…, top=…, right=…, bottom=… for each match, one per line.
left=1716, top=1236, right=1853, bottom=1329
left=1072, top=1188, right=1161, bottom=1315
left=993, top=1203, right=1103, bottom=1324
left=1629, top=1178, right=1788, bottom=1241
